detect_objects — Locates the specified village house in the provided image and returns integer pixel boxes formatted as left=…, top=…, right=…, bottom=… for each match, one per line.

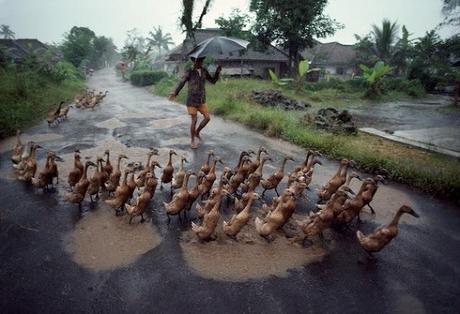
left=0, top=38, right=56, bottom=64
left=159, top=28, right=289, bottom=79
left=301, top=41, right=357, bottom=79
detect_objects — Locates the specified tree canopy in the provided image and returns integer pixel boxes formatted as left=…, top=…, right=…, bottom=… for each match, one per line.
left=215, top=9, right=252, bottom=40
left=249, top=0, right=342, bottom=73
left=0, top=24, right=15, bottom=39
left=147, top=26, right=174, bottom=56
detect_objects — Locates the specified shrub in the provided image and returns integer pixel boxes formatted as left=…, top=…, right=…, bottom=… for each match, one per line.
left=130, top=70, right=168, bottom=86
left=382, top=77, right=425, bottom=97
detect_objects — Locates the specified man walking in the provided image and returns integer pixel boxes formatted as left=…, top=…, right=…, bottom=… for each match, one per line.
left=169, top=57, right=222, bottom=149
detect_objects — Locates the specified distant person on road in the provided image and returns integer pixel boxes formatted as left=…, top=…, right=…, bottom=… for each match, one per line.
left=169, top=57, right=222, bottom=149
left=119, top=62, right=126, bottom=81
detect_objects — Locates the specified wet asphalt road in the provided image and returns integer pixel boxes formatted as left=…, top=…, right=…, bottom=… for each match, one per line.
left=1, top=69, right=460, bottom=313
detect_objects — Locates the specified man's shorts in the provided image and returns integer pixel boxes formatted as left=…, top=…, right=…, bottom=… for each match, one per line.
left=187, top=103, right=209, bottom=117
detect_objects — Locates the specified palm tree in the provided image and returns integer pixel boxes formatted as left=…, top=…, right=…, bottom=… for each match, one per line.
left=147, top=26, right=174, bottom=56
left=371, top=19, right=399, bottom=63
left=0, top=24, right=15, bottom=39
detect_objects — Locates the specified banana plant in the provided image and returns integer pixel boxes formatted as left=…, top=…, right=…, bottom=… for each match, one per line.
left=269, top=59, right=310, bottom=92
left=360, top=61, right=392, bottom=97
left=268, top=69, right=293, bottom=86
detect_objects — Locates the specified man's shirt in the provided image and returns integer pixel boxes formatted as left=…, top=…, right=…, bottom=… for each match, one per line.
left=174, top=67, right=220, bottom=107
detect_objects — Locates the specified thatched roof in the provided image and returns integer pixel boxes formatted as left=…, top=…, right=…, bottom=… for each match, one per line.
left=0, top=38, right=50, bottom=62
left=301, top=42, right=357, bottom=66
left=166, top=28, right=288, bottom=63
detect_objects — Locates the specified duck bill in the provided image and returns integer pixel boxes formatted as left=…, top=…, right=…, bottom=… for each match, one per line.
left=410, top=211, right=420, bottom=218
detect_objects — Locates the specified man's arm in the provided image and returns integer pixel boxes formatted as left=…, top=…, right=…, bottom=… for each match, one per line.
left=205, top=65, right=222, bottom=84
left=169, top=70, right=190, bottom=100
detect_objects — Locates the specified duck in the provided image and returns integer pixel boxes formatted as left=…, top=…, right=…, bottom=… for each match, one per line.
left=105, top=154, right=128, bottom=194
left=240, top=156, right=272, bottom=194
left=105, top=167, right=134, bottom=215
left=31, top=152, right=54, bottom=191
left=160, top=149, right=177, bottom=190
left=261, top=156, right=294, bottom=197
left=255, top=190, right=296, bottom=238
left=68, top=150, right=84, bottom=190
left=126, top=173, right=153, bottom=224
left=11, top=129, right=24, bottom=164
left=66, top=161, right=97, bottom=208
left=335, top=178, right=373, bottom=225
left=226, top=150, right=252, bottom=181
left=187, top=174, right=202, bottom=212
left=318, top=159, right=355, bottom=202
left=223, top=192, right=259, bottom=238
left=362, top=175, right=385, bottom=214
left=17, top=143, right=41, bottom=182
left=135, top=148, right=158, bottom=188
left=246, top=146, right=269, bottom=175
left=316, top=171, right=361, bottom=211
left=87, top=157, right=105, bottom=202
left=144, top=161, right=161, bottom=195
left=171, top=156, right=189, bottom=189
left=356, top=205, right=419, bottom=259
left=191, top=186, right=228, bottom=241
left=298, top=187, right=353, bottom=241
left=47, top=151, right=63, bottom=187
left=196, top=170, right=229, bottom=219
left=164, top=170, right=195, bottom=223
left=287, top=150, right=314, bottom=186
left=47, top=101, right=64, bottom=127
left=198, top=150, right=215, bottom=181
left=127, top=162, right=141, bottom=201
left=102, top=150, right=113, bottom=177
left=58, top=104, right=72, bottom=121
left=198, top=157, right=223, bottom=198
left=13, top=141, right=32, bottom=171
left=227, top=155, right=251, bottom=195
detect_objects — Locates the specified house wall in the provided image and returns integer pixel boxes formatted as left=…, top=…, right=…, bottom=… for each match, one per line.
left=322, top=65, right=355, bottom=79
left=217, top=60, right=285, bottom=79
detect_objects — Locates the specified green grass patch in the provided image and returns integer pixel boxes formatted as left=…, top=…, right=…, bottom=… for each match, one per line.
left=153, top=77, right=460, bottom=202
left=0, top=63, right=84, bottom=138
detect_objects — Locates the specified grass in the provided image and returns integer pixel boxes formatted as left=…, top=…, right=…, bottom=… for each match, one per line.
left=153, top=77, right=460, bottom=202
left=0, top=66, right=84, bottom=138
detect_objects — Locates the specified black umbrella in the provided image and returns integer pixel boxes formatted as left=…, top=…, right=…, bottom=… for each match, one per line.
left=188, top=36, right=250, bottom=59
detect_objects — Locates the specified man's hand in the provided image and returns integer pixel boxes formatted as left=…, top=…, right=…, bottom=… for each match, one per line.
left=168, top=93, right=176, bottom=101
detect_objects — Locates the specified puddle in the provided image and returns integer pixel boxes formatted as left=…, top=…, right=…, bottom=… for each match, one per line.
left=150, top=117, right=186, bottom=129
left=64, top=204, right=161, bottom=271
left=95, top=118, right=126, bottom=130
left=0, top=133, right=64, bottom=153
left=180, top=212, right=327, bottom=282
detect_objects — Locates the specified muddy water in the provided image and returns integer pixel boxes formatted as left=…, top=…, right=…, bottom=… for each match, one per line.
left=0, top=132, right=63, bottom=153
left=180, top=210, right=327, bottom=282
left=65, top=204, right=161, bottom=271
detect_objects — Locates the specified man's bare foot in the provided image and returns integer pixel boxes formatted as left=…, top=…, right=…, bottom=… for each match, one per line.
left=191, top=140, right=199, bottom=149
left=195, top=133, right=202, bottom=142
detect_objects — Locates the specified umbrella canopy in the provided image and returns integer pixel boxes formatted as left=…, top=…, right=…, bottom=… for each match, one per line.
left=188, top=36, right=250, bottom=59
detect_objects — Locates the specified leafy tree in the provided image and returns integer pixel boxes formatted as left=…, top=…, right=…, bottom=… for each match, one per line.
left=0, top=24, right=15, bottom=39
left=249, top=0, right=342, bottom=74
left=392, top=25, right=414, bottom=76
left=147, top=26, right=174, bottom=56
left=215, top=9, right=252, bottom=40
left=371, top=19, right=399, bottom=63
left=61, top=26, right=97, bottom=68
left=92, top=36, right=118, bottom=68
left=180, top=0, right=213, bottom=41
left=440, top=0, right=460, bottom=29
left=354, top=33, right=379, bottom=68
left=360, top=61, right=392, bottom=97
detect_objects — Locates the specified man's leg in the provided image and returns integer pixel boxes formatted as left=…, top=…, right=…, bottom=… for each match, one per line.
left=190, top=114, right=198, bottom=149
left=195, top=103, right=210, bottom=141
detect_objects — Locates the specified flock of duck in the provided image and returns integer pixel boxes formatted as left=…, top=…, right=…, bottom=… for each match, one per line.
left=9, top=133, right=419, bottom=260
left=46, top=89, right=108, bottom=127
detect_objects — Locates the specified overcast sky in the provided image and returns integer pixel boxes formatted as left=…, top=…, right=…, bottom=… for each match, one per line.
left=0, top=0, right=455, bottom=48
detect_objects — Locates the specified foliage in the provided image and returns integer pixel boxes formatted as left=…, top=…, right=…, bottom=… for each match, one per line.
left=392, top=26, right=413, bottom=75
left=180, top=0, right=213, bottom=41
left=353, top=33, right=379, bottom=68
left=147, top=26, right=174, bottom=56
left=0, top=24, right=15, bottom=39
left=0, top=61, right=84, bottom=138
left=371, top=19, right=399, bottom=63
left=130, top=70, right=168, bottom=86
left=360, top=61, right=392, bottom=97
left=440, top=0, right=460, bottom=29
left=61, top=26, right=118, bottom=69
left=153, top=77, right=460, bottom=201
left=268, top=69, right=293, bottom=86
left=250, top=0, right=342, bottom=74
left=215, top=9, right=252, bottom=40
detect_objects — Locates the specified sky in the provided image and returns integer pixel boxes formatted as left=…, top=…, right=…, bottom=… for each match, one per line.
left=0, top=0, right=456, bottom=49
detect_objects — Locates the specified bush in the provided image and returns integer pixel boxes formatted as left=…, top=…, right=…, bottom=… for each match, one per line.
left=382, top=77, right=425, bottom=97
left=130, top=70, right=168, bottom=86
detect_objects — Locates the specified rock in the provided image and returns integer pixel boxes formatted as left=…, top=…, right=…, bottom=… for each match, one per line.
left=251, top=89, right=311, bottom=110
left=304, top=107, right=358, bottom=134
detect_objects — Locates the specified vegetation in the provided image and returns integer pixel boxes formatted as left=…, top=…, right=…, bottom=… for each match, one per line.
left=249, top=0, right=342, bottom=74
left=0, top=24, right=15, bottom=39
left=147, top=26, right=174, bottom=56
left=153, top=77, right=459, bottom=201
left=0, top=55, right=84, bottom=138
left=215, top=9, right=252, bottom=40
left=61, top=26, right=118, bottom=69
left=130, top=70, right=168, bottom=86
left=180, top=0, right=213, bottom=41
left=360, top=61, right=393, bottom=97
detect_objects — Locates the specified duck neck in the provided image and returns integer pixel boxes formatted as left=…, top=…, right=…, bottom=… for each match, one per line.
left=245, top=196, right=256, bottom=211
left=182, top=173, right=191, bottom=190
left=122, top=171, right=129, bottom=184
left=168, top=153, right=173, bottom=166
left=146, top=154, right=153, bottom=168
left=180, top=159, right=185, bottom=171
left=390, top=210, right=404, bottom=226
left=335, top=162, right=345, bottom=177
left=256, top=159, right=266, bottom=174
left=116, top=157, right=122, bottom=171
left=106, top=152, right=110, bottom=163
left=31, top=146, right=37, bottom=159
left=280, top=158, right=288, bottom=172
left=207, top=153, right=213, bottom=165
left=210, top=160, right=218, bottom=173
left=83, top=164, right=90, bottom=179
left=257, top=149, right=263, bottom=161
left=236, top=152, right=245, bottom=168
